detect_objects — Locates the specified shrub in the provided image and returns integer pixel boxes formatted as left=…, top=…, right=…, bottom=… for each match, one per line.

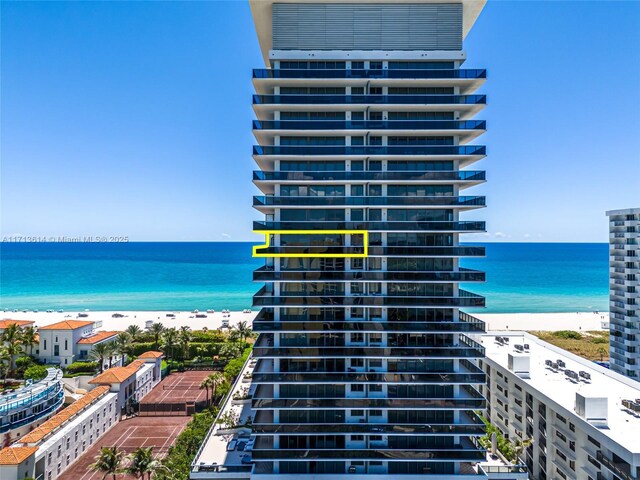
left=131, top=342, right=155, bottom=356
left=65, top=361, right=98, bottom=374
left=223, top=347, right=252, bottom=381
left=24, top=365, right=48, bottom=382
left=553, top=330, right=582, bottom=340
left=15, top=356, right=34, bottom=371
left=156, top=411, right=215, bottom=480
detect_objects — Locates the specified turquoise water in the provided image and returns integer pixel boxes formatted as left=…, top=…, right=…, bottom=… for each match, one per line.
left=0, top=242, right=608, bottom=313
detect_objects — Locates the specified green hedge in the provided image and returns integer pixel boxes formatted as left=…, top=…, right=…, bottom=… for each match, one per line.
left=132, top=342, right=156, bottom=356
left=65, top=361, right=98, bottom=374
left=157, top=411, right=216, bottom=480
left=223, top=347, right=252, bottom=381
left=24, top=365, right=48, bottom=382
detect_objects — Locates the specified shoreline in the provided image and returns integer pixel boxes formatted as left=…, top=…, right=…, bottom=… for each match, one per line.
left=1, top=310, right=609, bottom=333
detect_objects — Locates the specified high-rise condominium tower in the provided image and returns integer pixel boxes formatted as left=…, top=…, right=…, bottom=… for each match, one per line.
left=250, top=1, right=488, bottom=477
left=607, top=208, right=640, bottom=379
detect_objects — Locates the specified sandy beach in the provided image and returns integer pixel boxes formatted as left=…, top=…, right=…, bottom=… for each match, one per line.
left=1, top=309, right=609, bottom=333
left=0, top=310, right=259, bottom=332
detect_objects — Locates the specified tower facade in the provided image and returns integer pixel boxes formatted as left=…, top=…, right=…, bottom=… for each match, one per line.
left=607, top=208, right=640, bottom=379
left=250, top=1, right=488, bottom=477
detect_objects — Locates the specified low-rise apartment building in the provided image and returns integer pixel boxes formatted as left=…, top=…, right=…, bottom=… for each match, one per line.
left=0, top=368, right=65, bottom=446
left=0, top=351, right=163, bottom=480
left=479, top=332, right=640, bottom=480
left=37, top=320, right=120, bottom=367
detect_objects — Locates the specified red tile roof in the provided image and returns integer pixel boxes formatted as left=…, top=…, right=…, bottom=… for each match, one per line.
left=89, top=360, right=146, bottom=385
left=137, top=351, right=164, bottom=359
left=0, top=319, right=35, bottom=329
left=19, top=386, right=111, bottom=445
left=38, top=320, right=93, bottom=330
left=0, top=446, right=38, bottom=465
left=77, top=331, right=120, bottom=344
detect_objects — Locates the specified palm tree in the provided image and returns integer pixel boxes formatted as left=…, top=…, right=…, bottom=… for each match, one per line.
left=90, top=342, right=111, bottom=373
left=1, top=324, right=24, bottom=372
left=150, top=323, right=165, bottom=350
left=207, top=371, right=225, bottom=405
left=597, top=346, right=607, bottom=362
left=20, top=326, right=38, bottom=357
left=105, top=341, right=119, bottom=368
left=127, top=446, right=159, bottom=480
left=125, top=325, right=142, bottom=343
left=200, top=376, right=213, bottom=406
left=161, top=328, right=178, bottom=361
left=235, top=321, right=252, bottom=342
left=0, top=346, right=10, bottom=382
left=114, top=333, right=132, bottom=362
left=228, top=328, right=242, bottom=343
left=90, top=446, right=125, bottom=480
left=178, top=326, right=191, bottom=361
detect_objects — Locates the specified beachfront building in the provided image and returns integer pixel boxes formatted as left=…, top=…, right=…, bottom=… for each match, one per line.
left=479, top=332, right=640, bottom=480
left=37, top=320, right=120, bottom=368
left=88, top=352, right=162, bottom=411
left=607, top=208, right=640, bottom=379
left=250, top=0, right=489, bottom=477
left=0, top=352, right=162, bottom=480
left=0, top=368, right=64, bottom=447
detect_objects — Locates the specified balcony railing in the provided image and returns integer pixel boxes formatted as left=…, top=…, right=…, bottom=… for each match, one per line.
left=252, top=346, right=485, bottom=358
left=251, top=448, right=485, bottom=461
left=253, top=220, right=486, bottom=232
left=253, top=119, right=486, bottom=131
left=252, top=294, right=485, bottom=308
left=253, top=195, right=486, bottom=207
left=251, top=320, right=486, bottom=333
left=253, top=94, right=486, bottom=105
left=252, top=398, right=486, bottom=411
left=251, top=369, right=485, bottom=383
left=254, top=246, right=484, bottom=257
left=252, top=267, right=485, bottom=283
left=253, top=170, right=486, bottom=182
left=253, top=145, right=486, bottom=156
left=252, top=68, right=487, bottom=80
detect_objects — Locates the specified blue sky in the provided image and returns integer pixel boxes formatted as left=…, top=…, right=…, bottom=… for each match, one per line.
left=2, top=1, right=639, bottom=242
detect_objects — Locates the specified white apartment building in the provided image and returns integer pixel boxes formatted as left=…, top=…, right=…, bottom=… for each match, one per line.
left=607, top=208, right=640, bottom=379
left=479, top=332, right=640, bottom=480
left=37, top=320, right=120, bottom=367
left=0, top=351, right=163, bottom=480
left=0, top=368, right=64, bottom=445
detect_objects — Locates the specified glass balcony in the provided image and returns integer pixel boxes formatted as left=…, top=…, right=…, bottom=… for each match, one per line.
left=252, top=398, right=486, bottom=411
left=253, top=145, right=486, bottom=156
left=251, top=372, right=485, bottom=384
left=253, top=94, right=486, bottom=106
left=252, top=294, right=485, bottom=308
left=253, top=119, right=486, bottom=131
left=251, top=320, right=486, bottom=334
left=252, top=68, right=487, bottom=80
left=253, top=195, right=486, bottom=207
left=251, top=346, right=485, bottom=358
left=251, top=448, right=485, bottom=461
left=254, top=246, right=484, bottom=257
left=253, top=221, right=486, bottom=232
left=252, top=267, right=485, bottom=283
left=253, top=170, right=486, bottom=183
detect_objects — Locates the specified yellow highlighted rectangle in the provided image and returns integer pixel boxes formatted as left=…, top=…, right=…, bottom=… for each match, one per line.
left=253, top=230, right=368, bottom=258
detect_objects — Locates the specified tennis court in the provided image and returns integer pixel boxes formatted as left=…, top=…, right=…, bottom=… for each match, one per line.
left=140, top=370, right=212, bottom=405
left=58, top=416, right=189, bottom=480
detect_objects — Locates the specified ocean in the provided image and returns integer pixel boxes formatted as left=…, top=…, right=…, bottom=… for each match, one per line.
left=0, top=242, right=609, bottom=313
